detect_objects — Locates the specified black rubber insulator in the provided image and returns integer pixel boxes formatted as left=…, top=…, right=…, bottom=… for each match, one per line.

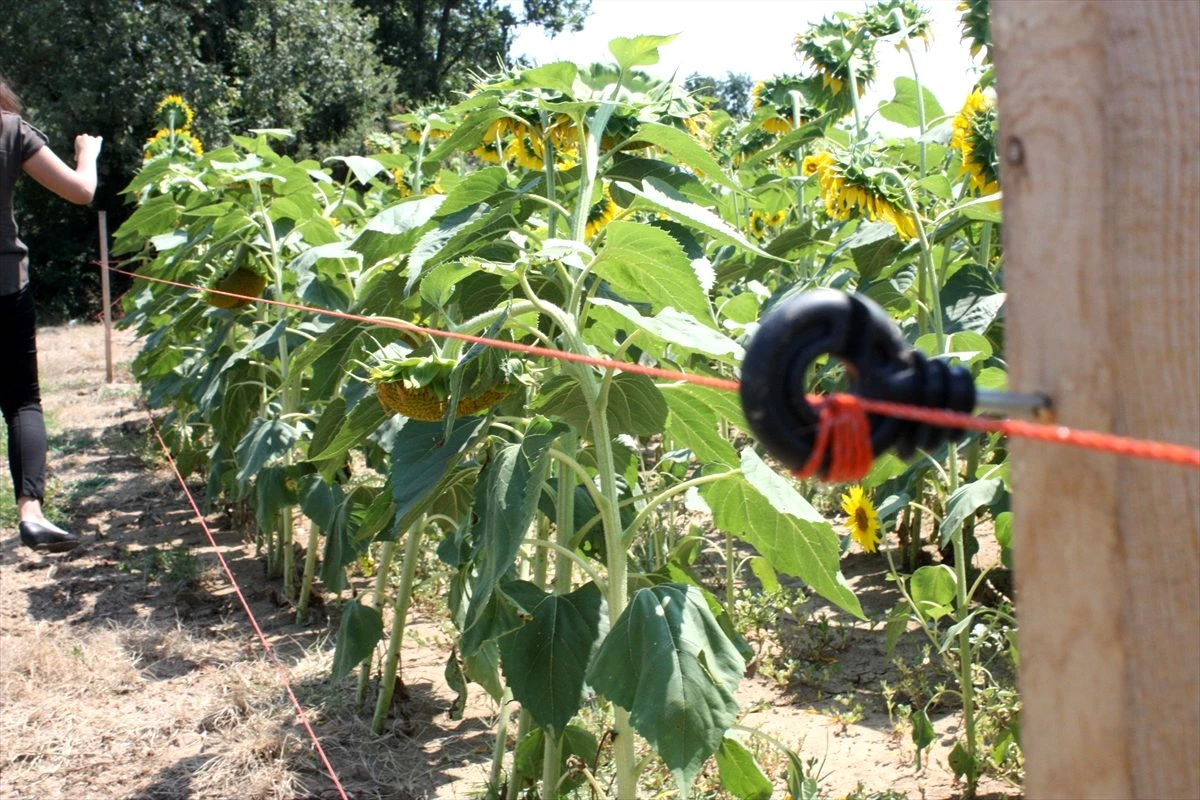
left=739, top=289, right=977, bottom=477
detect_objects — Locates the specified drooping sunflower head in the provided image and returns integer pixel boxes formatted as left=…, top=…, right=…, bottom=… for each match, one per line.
left=857, top=0, right=934, bottom=46
left=368, top=351, right=518, bottom=421
left=506, top=128, right=545, bottom=170
left=958, top=0, right=992, bottom=63
left=794, top=18, right=878, bottom=101
left=841, top=485, right=882, bottom=553
left=951, top=89, right=999, bottom=196
left=155, top=95, right=194, bottom=131
left=584, top=183, right=616, bottom=241
left=752, top=76, right=819, bottom=136
left=802, top=149, right=917, bottom=240
left=472, top=117, right=512, bottom=164
left=143, top=128, right=204, bottom=162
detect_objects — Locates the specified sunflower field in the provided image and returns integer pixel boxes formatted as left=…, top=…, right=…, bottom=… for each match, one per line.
left=113, top=0, right=1017, bottom=796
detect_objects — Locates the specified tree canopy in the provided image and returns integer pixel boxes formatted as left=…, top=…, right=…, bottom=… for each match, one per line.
left=0, top=0, right=590, bottom=318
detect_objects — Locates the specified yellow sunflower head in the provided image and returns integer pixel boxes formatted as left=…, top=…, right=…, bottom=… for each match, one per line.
left=155, top=95, right=194, bottom=131
left=951, top=89, right=999, bottom=196
left=958, top=0, right=992, bottom=63
left=142, top=128, right=204, bottom=162
left=584, top=183, right=616, bottom=241
left=841, top=485, right=882, bottom=553
left=802, top=149, right=917, bottom=240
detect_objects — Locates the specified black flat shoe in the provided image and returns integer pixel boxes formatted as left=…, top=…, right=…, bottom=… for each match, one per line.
left=18, top=520, right=81, bottom=553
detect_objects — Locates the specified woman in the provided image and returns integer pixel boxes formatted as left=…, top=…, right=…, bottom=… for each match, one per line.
left=1, top=76, right=102, bottom=552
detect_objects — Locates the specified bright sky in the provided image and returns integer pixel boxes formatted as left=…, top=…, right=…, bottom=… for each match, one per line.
left=513, top=0, right=985, bottom=115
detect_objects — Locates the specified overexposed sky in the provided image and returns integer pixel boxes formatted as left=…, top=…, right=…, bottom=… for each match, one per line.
left=513, top=0, right=985, bottom=114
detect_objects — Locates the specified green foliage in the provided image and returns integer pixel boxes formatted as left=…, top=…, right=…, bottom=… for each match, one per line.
left=109, top=2, right=1018, bottom=794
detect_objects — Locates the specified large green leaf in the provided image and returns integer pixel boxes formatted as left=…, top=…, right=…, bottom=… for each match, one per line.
left=308, top=396, right=389, bottom=464
left=586, top=298, right=742, bottom=361
left=514, top=61, right=579, bottom=96
left=661, top=384, right=740, bottom=467
left=590, top=220, right=714, bottom=323
left=390, top=417, right=489, bottom=525
left=350, top=195, right=444, bottom=268
left=532, top=372, right=667, bottom=437
left=619, top=178, right=771, bottom=257
left=609, top=34, right=677, bottom=71
left=702, top=449, right=864, bottom=618
left=512, top=724, right=597, bottom=795
left=436, top=166, right=510, bottom=217
left=910, top=564, right=957, bottom=622
left=878, top=77, right=946, bottom=128
left=715, top=737, right=773, bottom=800
left=498, top=581, right=606, bottom=736
left=464, top=417, right=565, bottom=636
left=629, top=122, right=739, bottom=191
left=941, top=263, right=1006, bottom=335
left=607, top=156, right=716, bottom=208
left=587, top=583, right=745, bottom=791
left=330, top=598, right=383, bottom=683
left=405, top=203, right=494, bottom=295
left=235, top=418, right=302, bottom=486
left=939, top=478, right=1004, bottom=546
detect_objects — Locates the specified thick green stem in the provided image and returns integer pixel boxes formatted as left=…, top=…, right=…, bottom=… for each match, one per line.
left=490, top=690, right=514, bottom=792
left=622, top=470, right=735, bottom=548
left=506, top=710, right=533, bottom=800
left=371, top=523, right=425, bottom=735
left=541, top=731, right=563, bottom=800
left=540, top=434, right=577, bottom=797
left=541, top=111, right=561, bottom=238
left=296, top=521, right=321, bottom=623
left=883, top=168, right=944, bottom=352
left=952, top=513, right=979, bottom=795
left=903, top=42, right=927, bottom=178
left=281, top=511, right=295, bottom=601
left=908, top=504, right=924, bottom=572
left=357, top=540, right=399, bottom=711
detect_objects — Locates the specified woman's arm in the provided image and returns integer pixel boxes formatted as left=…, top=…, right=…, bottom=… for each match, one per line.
left=22, top=134, right=103, bottom=205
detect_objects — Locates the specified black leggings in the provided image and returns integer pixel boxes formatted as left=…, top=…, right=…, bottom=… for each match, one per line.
left=1, top=286, right=46, bottom=502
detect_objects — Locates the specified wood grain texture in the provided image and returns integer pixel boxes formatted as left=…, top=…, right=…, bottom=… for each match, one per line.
left=993, top=2, right=1200, bottom=798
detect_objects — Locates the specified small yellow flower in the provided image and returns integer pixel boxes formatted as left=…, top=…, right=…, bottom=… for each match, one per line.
left=155, top=94, right=194, bottom=131
left=841, top=486, right=882, bottom=553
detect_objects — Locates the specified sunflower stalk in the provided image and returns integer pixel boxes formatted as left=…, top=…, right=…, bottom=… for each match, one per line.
left=296, top=520, right=321, bottom=624
left=252, top=179, right=302, bottom=602
left=357, top=539, right=400, bottom=711
left=371, top=520, right=426, bottom=735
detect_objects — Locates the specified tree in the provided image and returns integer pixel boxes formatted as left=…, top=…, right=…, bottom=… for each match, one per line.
left=353, top=0, right=592, bottom=104
left=0, top=0, right=392, bottom=318
left=684, top=72, right=755, bottom=119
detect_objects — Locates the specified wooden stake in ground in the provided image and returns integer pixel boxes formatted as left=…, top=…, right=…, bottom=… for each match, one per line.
left=993, top=2, right=1200, bottom=798
left=98, top=210, right=113, bottom=383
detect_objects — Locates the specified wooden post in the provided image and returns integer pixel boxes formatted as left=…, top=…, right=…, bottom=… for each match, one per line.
left=97, top=210, right=113, bottom=383
left=993, top=3, right=1200, bottom=798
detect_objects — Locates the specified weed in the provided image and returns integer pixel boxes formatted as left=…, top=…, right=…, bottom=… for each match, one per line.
left=118, top=544, right=200, bottom=586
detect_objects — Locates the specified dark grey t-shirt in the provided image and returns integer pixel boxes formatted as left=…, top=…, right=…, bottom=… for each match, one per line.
left=1, top=111, right=48, bottom=295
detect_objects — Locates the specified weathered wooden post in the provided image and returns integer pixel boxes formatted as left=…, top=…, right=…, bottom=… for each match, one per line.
left=97, top=210, right=113, bottom=383
left=993, top=2, right=1200, bottom=797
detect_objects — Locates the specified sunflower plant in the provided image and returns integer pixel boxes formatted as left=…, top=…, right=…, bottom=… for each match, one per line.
left=113, top=2, right=1019, bottom=796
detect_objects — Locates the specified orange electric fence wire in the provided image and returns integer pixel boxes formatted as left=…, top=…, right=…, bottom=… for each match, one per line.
left=144, top=411, right=351, bottom=800
left=106, top=265, right=1200, bottom=475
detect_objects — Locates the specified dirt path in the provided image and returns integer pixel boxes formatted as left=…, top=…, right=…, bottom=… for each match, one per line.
left=0, top=324, right=1021, bottom=800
